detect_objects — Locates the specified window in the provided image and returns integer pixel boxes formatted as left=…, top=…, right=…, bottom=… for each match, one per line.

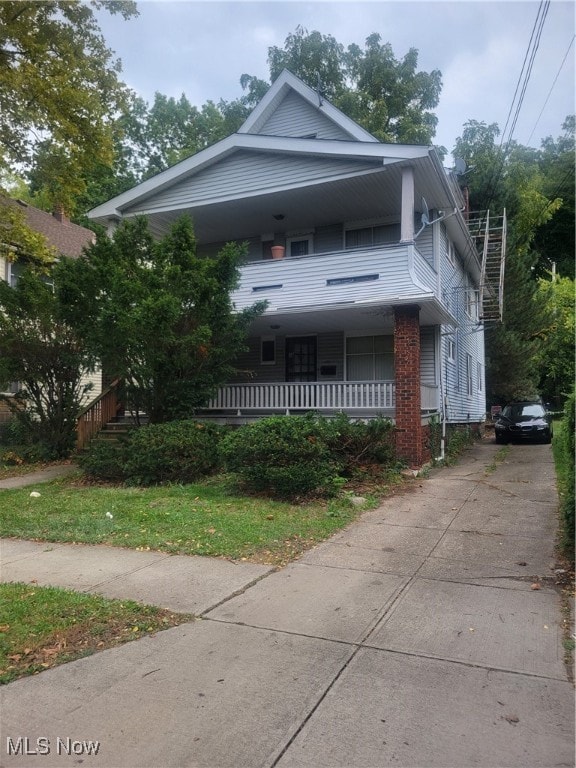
left=465, top=287, right=478, bottom=319
left=345, top=223, right=400, bottom=250
left=446, top=240, right=456, bottom=266
left=477, top=361, right=483, bottom=392
left=466, top=354, right=473, bottom=397
left=261, top=337, right=276, bottom=365
left=346, top=335, right=394, bottom=381
left=447, top=336, right=456, bottom=362
left=287, top=235, right=313, bottom=257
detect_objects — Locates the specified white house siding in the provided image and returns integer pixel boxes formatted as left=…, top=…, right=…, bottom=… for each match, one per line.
left=79, top=368, right=102, bottom=406
left=233, top=246, right=434, bottom=314
left=438, top=224, right=485, bottom=423
left=260, top=90, right=354, bottom=140
left=124, top=152, right=378, bottom=215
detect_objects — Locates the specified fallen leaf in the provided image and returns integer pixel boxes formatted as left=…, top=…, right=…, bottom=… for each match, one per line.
left=531, top=583, right=541, bottom=590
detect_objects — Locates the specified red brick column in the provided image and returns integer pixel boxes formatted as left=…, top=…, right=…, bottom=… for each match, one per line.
left=394, top=305, right=423, bottom=467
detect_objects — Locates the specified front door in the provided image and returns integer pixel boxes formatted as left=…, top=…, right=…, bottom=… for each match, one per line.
left=285, top=337, right=317, bottom=382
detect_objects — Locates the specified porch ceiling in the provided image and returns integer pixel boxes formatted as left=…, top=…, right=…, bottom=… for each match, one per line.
left=246, top=298, right=451, bottom=337
left=129, top=156, right=451, bottom=244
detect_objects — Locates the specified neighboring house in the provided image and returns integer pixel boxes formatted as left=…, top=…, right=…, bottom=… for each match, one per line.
left=88, top=70, right=505, bottom=467
left=0, top=199, right=100, bottom=431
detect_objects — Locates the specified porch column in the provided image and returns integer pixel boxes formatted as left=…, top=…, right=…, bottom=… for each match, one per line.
left=394, top=305, right=423, bottom=467
left=400, top=165, right=415, bottom=242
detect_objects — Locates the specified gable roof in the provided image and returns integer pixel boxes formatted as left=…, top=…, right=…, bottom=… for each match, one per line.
left=238, top=69, right=379, bottom=142
left=88, top=69, right=435, bottom=224
left=4, top=198, right=95, bottom=258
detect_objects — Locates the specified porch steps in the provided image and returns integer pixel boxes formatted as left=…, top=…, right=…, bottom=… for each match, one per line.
left=468, top=209, right=507, bottom=322
left=87, top=415, right=148, bottom=447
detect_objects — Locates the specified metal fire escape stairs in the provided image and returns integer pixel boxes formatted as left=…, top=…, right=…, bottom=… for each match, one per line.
left=467, top=209, right=507, bottom=322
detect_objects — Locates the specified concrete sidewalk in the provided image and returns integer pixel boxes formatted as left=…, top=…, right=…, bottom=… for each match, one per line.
left=1, top=441, right=574, bottom=768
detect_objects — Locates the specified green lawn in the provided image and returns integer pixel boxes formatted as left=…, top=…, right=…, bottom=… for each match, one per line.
left=0, top=472, right=391, bottom=565
left=0, top=582, right=192, bottom=684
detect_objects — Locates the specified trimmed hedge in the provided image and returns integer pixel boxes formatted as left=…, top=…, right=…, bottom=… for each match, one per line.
left=219, top=413, right=396, bottom=499
left=78, top=420, right=223, bottom=485
left=219, top=414, right=341, bottom=499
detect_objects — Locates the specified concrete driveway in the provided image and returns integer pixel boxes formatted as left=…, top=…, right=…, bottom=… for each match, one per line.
left=0, top=440, right=573, bottom=768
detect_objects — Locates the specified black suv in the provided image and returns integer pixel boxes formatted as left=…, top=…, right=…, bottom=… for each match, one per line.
left=494, top=401, right=553, bottom=444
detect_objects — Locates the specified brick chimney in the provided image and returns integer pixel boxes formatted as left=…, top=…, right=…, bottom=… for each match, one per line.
left=53, top=203, right=68, bottom=223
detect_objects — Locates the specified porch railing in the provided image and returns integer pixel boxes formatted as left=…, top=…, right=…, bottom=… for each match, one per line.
left=76, top=378, right=122, bottom=450
left=208, top=381, right=439, bottom=414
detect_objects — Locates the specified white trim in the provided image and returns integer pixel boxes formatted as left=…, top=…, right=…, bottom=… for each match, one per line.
left=238, top=69, right=380, bottom=142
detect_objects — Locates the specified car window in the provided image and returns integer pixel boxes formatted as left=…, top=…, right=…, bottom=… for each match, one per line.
left=503, top=404, right=545, bottom=419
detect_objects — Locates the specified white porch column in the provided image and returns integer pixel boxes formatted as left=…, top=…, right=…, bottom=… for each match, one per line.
left=400, top=165, right=415, bottom=242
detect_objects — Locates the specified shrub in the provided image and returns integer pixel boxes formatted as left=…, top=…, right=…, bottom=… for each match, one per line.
left=122, top=420, right=223, bottom=485
left=78, top=420, right=223, bottom=485
left=314, top=413, right=396, bottom=474
left=560, top=389, right=575, bottom=561
left=220, top=415, right=342, bottom=499
left=77, top=439, right=128, bottom=482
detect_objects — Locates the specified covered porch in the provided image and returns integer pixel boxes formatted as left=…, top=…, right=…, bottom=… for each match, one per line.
left=206, top=380, right=439, bottom=416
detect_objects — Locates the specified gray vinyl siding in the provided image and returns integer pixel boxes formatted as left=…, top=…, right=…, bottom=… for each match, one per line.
left=315, top=223, right=344, bottom=253
left=260, top=91, right=353, bottom=140
left=420, top=327, right=436, bottom=384
left=233, top=246, right=433, bottom=313
left=232, top=332, right=344, bottom=382
left=438, top=224, right=486, bottom=422
left=416, top=223, right=434, bottom=266
left=125, top=152, right=378, bottom=214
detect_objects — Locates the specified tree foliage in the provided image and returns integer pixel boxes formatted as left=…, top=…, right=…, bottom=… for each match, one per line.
left=532, top=275, right=575, bottom=406
left=0, top=0, right=137, bottom=213
left=0, top=268, right=95, bottom=457
left=56, top=216, right=266, bottom=423
left=453, top=119, right=568, bottom=403
left=267, top=27, right=442, bottom=145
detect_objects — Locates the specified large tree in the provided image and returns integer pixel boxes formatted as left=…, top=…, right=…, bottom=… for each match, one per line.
left=453, top=121, right=564, bottom=404
left=0, top=0, right=137, bottom=213
left=267, top=27, right=443, bottom=145
left=56, top=217, right=266, bottom=423
left=0, top=268, right=95, bottom=457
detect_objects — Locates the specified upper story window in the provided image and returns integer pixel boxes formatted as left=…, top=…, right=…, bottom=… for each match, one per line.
left=287, top=235, right=313, bottom=257
left=446, top=240, right=456, bottom=266
left=447, top=336, right=456, bottom=362
left=345, top=223, right=400, bottom=250
left=465, top=287, right=479, bottom=319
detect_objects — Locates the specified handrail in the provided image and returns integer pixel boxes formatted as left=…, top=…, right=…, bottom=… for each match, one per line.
left=76, top=378, right=122, bottom=450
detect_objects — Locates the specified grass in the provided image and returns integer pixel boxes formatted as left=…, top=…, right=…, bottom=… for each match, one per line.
left=0, top=582, right=192, bottom=685
left=0, top=461, right=405, bottom=683
left=0, top=469, right=403, bottom=566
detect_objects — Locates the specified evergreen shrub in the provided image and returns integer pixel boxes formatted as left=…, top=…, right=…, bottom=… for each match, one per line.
left=219, top=414, right=342, bottom=499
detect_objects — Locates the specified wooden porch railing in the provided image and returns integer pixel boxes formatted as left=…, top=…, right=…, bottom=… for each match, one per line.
left=76, top=378, right=122, bottom=450
left=208, top=381, right=439, bottom=414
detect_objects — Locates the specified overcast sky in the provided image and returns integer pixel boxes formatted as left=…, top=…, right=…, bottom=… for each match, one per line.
left=96, top=0, right=575, bottom=158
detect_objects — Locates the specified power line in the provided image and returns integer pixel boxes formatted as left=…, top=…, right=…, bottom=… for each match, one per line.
left=526, top=35, right=575, bottom=145
left=482, top=1, right=550, bottom=212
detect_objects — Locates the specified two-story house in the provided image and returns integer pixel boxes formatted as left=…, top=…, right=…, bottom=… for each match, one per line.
left=88, top=70, right=499, bottom=467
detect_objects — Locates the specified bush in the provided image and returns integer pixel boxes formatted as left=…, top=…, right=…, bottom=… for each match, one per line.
left=122, top=420, right=222, bottom=485
left=560, top=389, right=575, bottom=560
left=78, top=420, right=223, bottom=485
left=313, top=413, right=396, bottom=474
left=77, top=439, right=128, bottom=482
left=219, top=414, right=342, bottom=499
